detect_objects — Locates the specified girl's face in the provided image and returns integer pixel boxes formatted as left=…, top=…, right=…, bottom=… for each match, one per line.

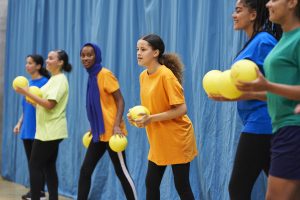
left=46, top=51, right=62, bottom=73
left=25, top=57, right=40, bottom=75
left=232, top=0, right=257, bottom=31
left=266, top=0, right=293, bottom=24
left=80, top=46, right=96, bottom=69
left=136, top=39, right=159, bottom=67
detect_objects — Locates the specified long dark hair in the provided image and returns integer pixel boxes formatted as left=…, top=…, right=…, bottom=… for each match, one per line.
left=242, top=0, right=282, bottom=40
left=27, top=54, right=50, bottom=79
left=296, top=1, right=300, bottom=19
left=141, top=34, right=184, bottom=84
left=54, top=49, right=72, bottom=72
left=235, top=0, right=282, bottom=57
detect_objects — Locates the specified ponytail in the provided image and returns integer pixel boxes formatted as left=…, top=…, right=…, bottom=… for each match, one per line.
left=158, top=53, right=184, bottom=84
left=39, top=67, right=50, bottom=79
left=54, top=49, right=72, bottom=73
left=62, top=63, right=72, bottom=72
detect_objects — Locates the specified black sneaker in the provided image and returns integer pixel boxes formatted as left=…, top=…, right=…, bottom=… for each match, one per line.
left=21, top=191, right=31, bottom=200
left=40, top=191, right=46, bottom=200
left=21, top=191, right=46, bottom=200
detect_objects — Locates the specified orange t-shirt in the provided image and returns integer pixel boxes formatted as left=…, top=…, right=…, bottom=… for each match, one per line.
left=140, top=65, right=198, bottom=165
left=97, top=68, right=127, bottom=142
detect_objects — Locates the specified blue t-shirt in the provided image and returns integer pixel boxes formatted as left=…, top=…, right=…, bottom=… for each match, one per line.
left=233, top=32, right=277, bottom=134
left=20, top=77, right=48, bottom=139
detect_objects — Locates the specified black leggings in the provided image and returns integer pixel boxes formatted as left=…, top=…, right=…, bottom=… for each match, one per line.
left=29, top=139, right=62, bottom=200
left=229, top=133, right=272, bottom=200
left=146, top=161, right=194, bottom=200
left=77, top=141, right=137, bottom=200
left=23, top=139, right=45, bottom=192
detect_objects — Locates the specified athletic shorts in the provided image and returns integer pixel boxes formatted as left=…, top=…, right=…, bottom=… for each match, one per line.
left=269, top=126, right=300, bottom=180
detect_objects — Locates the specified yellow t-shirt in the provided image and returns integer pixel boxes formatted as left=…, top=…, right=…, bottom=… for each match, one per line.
left=140, top=65, right=198, bottom=165
left=35, top=73, right=69, bottom=141
left=97, top=68, right=127, bottom=142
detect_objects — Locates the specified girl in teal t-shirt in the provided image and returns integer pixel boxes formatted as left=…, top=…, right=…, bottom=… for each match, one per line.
left=15, top=50, right=72, bottom=200
left=237, top=0, right=300, bottom=199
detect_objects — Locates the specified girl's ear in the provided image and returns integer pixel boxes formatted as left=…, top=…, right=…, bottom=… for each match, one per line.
left=153, top=49, right=160, bottom=58
left=36, top=64, right=41, bottom=71
left=250, top=10, right=257, bottom=22
left=287, top=0, right=298, bottom=10
left=58, top=60, right=64, bottom=68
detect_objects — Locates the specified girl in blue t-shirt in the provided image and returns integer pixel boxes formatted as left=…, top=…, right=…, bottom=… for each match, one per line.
left=209, top=0, right=281, bottom=199
left=13, top=54, right=49, bottom=200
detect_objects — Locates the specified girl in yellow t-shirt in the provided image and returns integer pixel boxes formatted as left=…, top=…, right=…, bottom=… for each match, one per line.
left=77, top=43, right=137, bottom=200
left=128, top=34, right=197, bottom=200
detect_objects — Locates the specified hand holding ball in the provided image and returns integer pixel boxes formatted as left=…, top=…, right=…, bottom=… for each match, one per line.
left=26, top=86, right=43, bottom=104
left=231, top=59, right=258, bottom=84
left=109, top=134, right=128, bottom=152
left=128, top=105, right=150, bottom=127
left=202, top=59, right=259, bottom=100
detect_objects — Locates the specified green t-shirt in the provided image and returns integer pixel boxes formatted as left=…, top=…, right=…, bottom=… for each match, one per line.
left=264, top=28, right=300, bottom=133
left=35, top=73, right=69, bottom=141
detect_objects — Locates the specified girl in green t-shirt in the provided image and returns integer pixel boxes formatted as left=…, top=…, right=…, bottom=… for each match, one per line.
left=237, top=0, right=300, bottom=199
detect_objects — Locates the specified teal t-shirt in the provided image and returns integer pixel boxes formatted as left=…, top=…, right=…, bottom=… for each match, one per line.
left=264, top=28, right=300, bottom=133
left=35, top=73, right=69, bottom=141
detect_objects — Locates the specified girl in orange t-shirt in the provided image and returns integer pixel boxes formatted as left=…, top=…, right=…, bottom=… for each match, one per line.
left=128, top=34, right=197, bottom=200
left=77, top=43, right=137, bottom=200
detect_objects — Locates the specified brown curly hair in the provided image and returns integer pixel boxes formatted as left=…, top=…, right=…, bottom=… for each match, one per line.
left=159, top=53, right=183, bottom=84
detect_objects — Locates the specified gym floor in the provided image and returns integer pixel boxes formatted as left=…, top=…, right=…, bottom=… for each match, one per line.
left=0, top=176, right=72, bottom=200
